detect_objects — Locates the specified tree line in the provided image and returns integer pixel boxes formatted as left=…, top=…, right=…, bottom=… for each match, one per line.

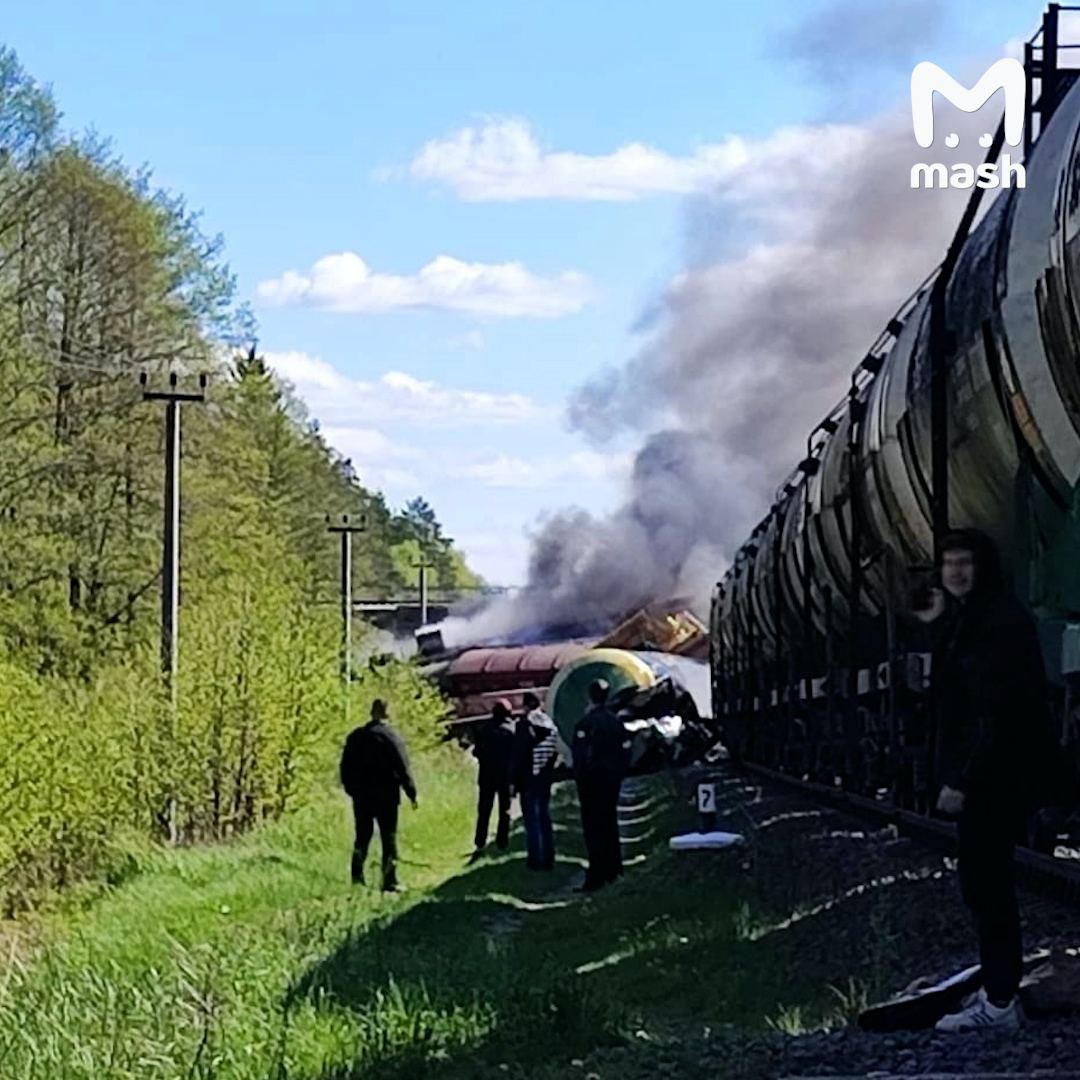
left=0, top=47, right=474, bottom=911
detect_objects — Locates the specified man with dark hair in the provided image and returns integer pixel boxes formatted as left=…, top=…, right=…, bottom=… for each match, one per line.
left=915, top=528, right=1054, bottom=1032
left=573, top=679, right=631, bottom=892
left=339, top=698, right=417, bottom=892
left=512, top=691, right=566, bottom=871
left=472, top=699, right=516, bottom=857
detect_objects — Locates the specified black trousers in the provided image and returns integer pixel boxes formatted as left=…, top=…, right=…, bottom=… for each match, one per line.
left=957, top=798, right=1023, bottom=1003
left=352, top=796, right=399, bottom=889
left=577, top=773, right=623, bottom=887
left=475, top=782, right=511, bottom=849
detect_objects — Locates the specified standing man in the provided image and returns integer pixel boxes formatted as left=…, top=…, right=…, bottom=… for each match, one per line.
left=914, top=529, right=1052, bottom=1033
left=512, top=692, right=566, bottom=871
left=573, top=680, right=631, bottom=892
left=472, top=699, right=516, bottom=857
left=339, top=698, right=417, bottom=893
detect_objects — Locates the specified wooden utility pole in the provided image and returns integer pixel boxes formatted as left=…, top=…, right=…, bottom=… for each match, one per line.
left=413, top=557, right=434, bottom=627
left=141, top=370, right=206, bottom=702
left=327, top=514, right=366, bottom=724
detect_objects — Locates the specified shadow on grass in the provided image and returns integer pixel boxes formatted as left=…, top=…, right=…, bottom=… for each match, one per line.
left=284, top=770, right=960, bottom=1080
left=284, top=788, right=619, bottom=1079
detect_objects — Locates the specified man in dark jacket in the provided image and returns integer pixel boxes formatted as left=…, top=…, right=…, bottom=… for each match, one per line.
left=472, top=699, right=516, bottom=856
left=339, top=698, right=417, bottom=892
left=573, top=680, right=631, bottom=892
left=916, top=528, right=1053, bottom=1033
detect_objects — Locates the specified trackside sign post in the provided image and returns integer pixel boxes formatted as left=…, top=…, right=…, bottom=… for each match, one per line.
left=697, top=781, right=717, bottom=831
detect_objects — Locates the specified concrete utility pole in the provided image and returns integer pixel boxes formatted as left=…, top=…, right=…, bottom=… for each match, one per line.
left=413, top=557, right=434, bottom=627
left=141, top=371, right=206, bottom=703
left=142, top=370, right=205, bottom=846
left=327, top=514, right=366, bottom=724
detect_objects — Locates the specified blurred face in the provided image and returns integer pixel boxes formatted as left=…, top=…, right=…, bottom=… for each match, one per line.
left=941, top=548, right=976, bottom=599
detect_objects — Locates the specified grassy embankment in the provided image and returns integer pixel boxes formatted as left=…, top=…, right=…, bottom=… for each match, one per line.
left=0, top=754, right=925, bottom=1079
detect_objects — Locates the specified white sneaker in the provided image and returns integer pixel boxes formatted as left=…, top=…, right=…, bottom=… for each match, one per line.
left=934, top=988, right=1021, bottom=1033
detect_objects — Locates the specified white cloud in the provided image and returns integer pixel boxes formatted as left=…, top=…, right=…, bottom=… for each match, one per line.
left=320, top=427, right=416, bottom=461
left=452, top=528, right=531, bottom=587
left=265, top=350, right=551, bottom=427
left=1003, top=36, right=1025, bottom=61
left=262, top=350, right=633, bottom=496
left=320, top=425, right=421, bottom=465
left=403, top=116, right=755, bottom=201
left=361, top=466, right=422, bottom=491
left=310, top=426, right=422, bottom=494
left=1005, top=15, right=1080, bottom=64
left=453, top=451, right=634, bottom=489
left=257, top=251, right=588, bottom=318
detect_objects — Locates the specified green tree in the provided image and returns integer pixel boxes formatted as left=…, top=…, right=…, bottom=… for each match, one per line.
left=0, top=45, right=484, bottom=905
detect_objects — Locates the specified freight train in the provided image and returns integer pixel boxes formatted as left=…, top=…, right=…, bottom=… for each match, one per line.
left=709, top=9, right=1080, bottom=832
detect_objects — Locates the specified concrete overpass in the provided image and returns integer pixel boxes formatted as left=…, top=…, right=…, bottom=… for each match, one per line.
left=354, top=600, right=451, bottom=636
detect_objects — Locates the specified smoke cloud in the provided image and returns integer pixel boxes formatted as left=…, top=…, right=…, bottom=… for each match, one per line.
left=444, top=62, right=1008, bottom=647
left=774, top=0, right=951, bottom=95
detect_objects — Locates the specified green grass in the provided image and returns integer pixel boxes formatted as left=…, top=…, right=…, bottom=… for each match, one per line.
left=0, top=758, right=924, bottom=1079
left=0, top=747, right=480, bottom=1079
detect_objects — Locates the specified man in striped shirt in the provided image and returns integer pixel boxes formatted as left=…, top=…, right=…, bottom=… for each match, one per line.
left=512, top=693, right=565, bottom=871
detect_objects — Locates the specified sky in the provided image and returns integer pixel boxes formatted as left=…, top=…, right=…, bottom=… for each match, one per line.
left=3, top=0, right=1054, bottom=586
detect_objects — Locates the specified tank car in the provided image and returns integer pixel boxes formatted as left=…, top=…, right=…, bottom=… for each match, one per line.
left=710, top=10, right=1080, bottom=825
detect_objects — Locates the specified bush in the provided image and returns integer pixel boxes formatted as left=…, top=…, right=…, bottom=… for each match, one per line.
left=0, top=654, right=153, bottom=913
left=171, top=580, right=339, bottom=842
left=0, top=580, right=448, bottom=912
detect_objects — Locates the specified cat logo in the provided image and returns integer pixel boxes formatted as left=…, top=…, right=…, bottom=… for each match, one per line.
left=910, top=58, right=1027, bottom=189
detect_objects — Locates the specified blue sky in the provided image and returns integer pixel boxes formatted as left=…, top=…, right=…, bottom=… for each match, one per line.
left=5, top=0, right=1051, bottom=584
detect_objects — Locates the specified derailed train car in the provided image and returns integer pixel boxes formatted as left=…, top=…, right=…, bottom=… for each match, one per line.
left=431, top=641, right=713, bottom=772
left=544, top=648, right=714, bottom=773
left=710, top=11, right=1080, bottom=821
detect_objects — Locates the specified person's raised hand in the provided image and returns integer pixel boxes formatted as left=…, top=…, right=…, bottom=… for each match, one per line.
left=913, top=586, right=946, bottom=624
left=936, top=785, right=965, bottom=816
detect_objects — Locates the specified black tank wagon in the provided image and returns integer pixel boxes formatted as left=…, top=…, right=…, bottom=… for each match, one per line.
left=710, top=8, right=1080, bottom=833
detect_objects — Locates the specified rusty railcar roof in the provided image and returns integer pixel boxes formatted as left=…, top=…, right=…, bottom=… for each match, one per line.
left=446, top=642, right=590, bottom=678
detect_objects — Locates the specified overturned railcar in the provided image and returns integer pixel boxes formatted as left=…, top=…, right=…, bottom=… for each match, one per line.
left=710, top=11, right=1080, bottom=819
left=433, top=639, right=712, bottom=772
left=544, top=648, right=713, bottom=772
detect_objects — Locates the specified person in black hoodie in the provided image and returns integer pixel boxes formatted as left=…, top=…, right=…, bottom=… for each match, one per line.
left=573, top=680, right=631, bottom=892
left=915, top=528, right=1053, bottom=1032
left=339, top=698, right=417, bottom=892
left=471, top=699, right=516, bottom=857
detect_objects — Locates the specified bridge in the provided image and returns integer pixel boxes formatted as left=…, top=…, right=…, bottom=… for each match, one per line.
left=354, top=600, right=451, bottom=635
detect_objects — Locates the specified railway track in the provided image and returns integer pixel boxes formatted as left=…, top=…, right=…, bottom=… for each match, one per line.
left=736, top=761, right=1080, bottom=907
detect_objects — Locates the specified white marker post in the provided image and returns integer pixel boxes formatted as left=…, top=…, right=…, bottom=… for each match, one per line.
left=697, top=781, right=717, bottom=832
